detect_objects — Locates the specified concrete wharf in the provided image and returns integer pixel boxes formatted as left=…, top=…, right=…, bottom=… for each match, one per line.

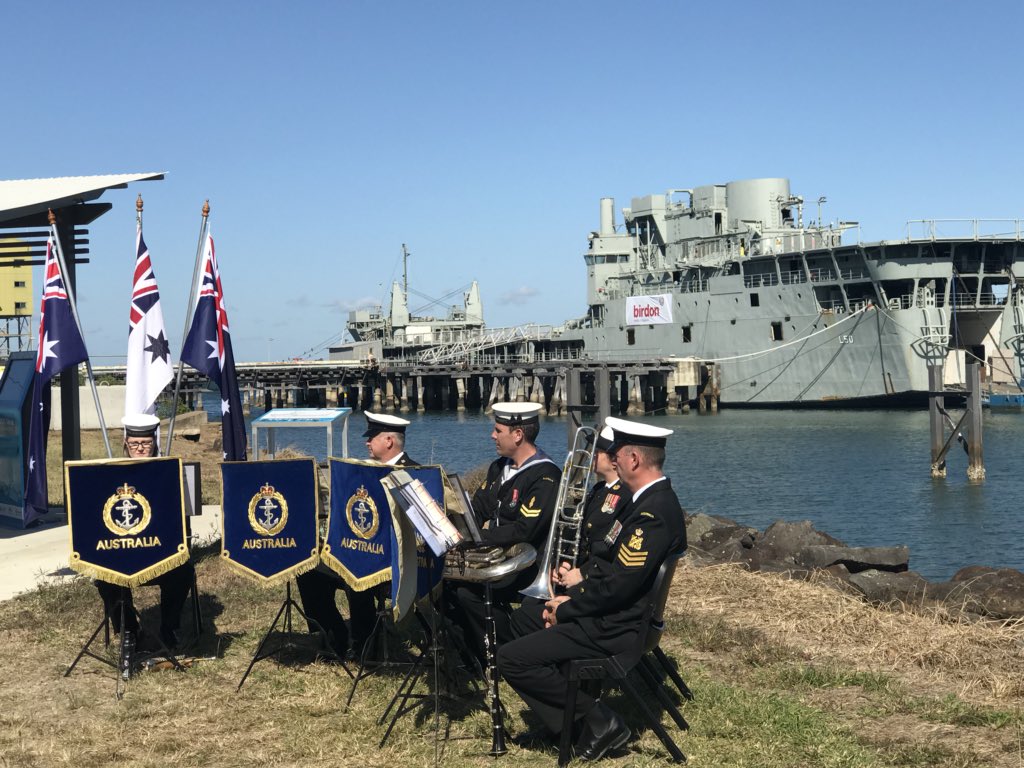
left=94, top=356, right=721, bottom=417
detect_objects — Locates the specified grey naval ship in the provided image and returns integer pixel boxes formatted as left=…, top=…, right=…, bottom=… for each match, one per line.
left=545, top=177, right=1024, bottom=406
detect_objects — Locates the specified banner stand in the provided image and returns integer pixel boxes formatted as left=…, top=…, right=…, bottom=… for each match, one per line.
left=342, top=589, right=420, bottom=711
left=236, top=581, right=353, bottom=692
left=64, top=587, right=184, bottom=698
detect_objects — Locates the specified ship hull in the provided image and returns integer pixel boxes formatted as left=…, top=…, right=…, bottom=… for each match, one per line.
left=555, top=238, right=1023, bottom=407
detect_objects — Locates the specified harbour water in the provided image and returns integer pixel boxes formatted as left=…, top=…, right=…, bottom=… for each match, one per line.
left=228, top=401, right=1024, bottom=582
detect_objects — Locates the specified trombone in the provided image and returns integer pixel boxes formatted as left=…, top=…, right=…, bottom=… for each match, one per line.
left=520, top=425, right=596, bottom=600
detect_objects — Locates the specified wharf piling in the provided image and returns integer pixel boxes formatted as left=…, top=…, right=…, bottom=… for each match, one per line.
left=97, top=356, right=722, bottom=421
left=928, top=361, right=984, bottom=481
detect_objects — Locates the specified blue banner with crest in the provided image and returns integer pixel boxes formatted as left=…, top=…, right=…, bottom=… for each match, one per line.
left=66, top=458, right=189, bottom=587
left=221, top=459, right=319, bottom=585
left=323, top=459, right=405, bottom=595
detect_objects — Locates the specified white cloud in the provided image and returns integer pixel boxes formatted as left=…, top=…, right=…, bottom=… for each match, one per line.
left=324, top=296, right=380, bottom=313
left=498, top=286, right=538, bottom=305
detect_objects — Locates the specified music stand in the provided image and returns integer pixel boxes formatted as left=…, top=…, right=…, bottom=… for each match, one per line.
left=236, top=579, right=352, bottom=690
left=222, top=458, right=350, bottom=690
left=376, top=584, right=485, bottom=750
left=65, top=585, right=184, bottom=699
left=371, top=472, right=486, bottom=750
left=64, top=457, right=192, bottom=697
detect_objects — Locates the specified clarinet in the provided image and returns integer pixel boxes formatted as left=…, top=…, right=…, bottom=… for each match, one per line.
left=482, top=581, right=508, bottom=756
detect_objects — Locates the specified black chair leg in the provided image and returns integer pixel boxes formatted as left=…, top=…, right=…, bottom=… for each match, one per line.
left=559, top=677, right=580, bottom=767
left=620, top=676, right=686, bottom=763
left=190, top=569, right=203, bottom=638
left=637, top=657, right=689, bottom=730
left=653, top=646, right=694, bottom=701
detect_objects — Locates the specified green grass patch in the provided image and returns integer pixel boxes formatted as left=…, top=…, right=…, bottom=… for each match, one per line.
left=681, top=671, right=886, bottom=767
left=862, top=692, right=1022, bottom=730
left=767, top=664, right=899, bottom=694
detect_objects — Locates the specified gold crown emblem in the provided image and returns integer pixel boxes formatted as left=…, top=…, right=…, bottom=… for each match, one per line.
left=354, top=485, right=370, bottom=500
left=117, top=483, right=136, bottom=496
left=259, top=482, right=276, bottom=497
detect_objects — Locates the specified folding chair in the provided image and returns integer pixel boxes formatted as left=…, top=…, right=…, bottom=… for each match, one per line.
left=557, top=555, right=688, bottom=766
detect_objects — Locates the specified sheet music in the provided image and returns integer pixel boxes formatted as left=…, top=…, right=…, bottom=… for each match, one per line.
left=383, top=470, right=463, bottom=556
left=446, top=473, right=484, bottom=544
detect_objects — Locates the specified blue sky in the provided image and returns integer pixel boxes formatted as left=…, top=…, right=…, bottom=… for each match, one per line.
left=3, top=1, right=1023, bottom=363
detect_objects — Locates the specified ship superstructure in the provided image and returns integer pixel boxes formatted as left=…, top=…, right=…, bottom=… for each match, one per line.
left=545, top=177, right=1024, bottom=405
left=334, top=245, right=484, bottom=363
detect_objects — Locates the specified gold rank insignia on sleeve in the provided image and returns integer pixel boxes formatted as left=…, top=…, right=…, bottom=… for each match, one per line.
left=520, top=495, right=541, bottom=517
left=618, top=528, right=648, bottom=567
left=640, top=511, right=655, bottom=519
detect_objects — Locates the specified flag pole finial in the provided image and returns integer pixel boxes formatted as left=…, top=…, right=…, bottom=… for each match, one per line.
left=202, top=199, right=210, bottom=218
left=47, top=208, right=56, bottom=226
left=136, top=194, right=144, bottom=213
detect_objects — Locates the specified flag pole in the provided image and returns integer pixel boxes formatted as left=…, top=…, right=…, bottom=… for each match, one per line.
left=165, top=200, right=209, bottom=454
left=47, top=209, right=112, bottom=458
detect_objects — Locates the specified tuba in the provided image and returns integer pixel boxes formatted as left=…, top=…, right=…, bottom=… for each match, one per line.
left=520, top=425, right=596, bottom=600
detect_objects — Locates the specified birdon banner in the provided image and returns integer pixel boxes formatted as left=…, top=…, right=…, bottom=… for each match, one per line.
left=66, top=458, right=189, bottom=587
left=625, top=293, right=673, bottom=326
left=220, top=458, right=320, bottom=585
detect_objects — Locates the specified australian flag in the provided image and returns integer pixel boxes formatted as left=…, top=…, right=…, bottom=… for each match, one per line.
left=124, top=222, right=173, bottom=419
left=24, top=236, right=89, bottom=525
left=181, top=230, right=247, bottom=461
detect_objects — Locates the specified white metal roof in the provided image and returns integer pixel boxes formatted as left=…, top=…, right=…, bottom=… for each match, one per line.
left=0, top=172, right=165, bottom=223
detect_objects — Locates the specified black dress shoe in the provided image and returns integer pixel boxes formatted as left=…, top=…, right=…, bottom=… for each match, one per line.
left=575, top=702, right=631, bottom=762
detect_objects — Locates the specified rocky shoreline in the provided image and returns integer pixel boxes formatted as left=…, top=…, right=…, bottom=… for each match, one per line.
left=686, top=513, right=1024, bottom=622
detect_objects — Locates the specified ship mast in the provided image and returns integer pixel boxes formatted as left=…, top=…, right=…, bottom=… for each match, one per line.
left=402, top=243, right=410, bottom=307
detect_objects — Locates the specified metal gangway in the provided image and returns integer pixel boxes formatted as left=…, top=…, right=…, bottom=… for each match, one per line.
left=416, top=323, right=558, bottom=365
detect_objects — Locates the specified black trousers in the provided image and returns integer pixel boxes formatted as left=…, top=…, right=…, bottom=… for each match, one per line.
left=295, top=569, right=378, bottom=653
left=497, top=620, right=637, bottom=734
left=445, top=569, right=534, bottom=667
left=510, top=596, right=546, bottom=639
left=96, top=561, right=195, bottom=637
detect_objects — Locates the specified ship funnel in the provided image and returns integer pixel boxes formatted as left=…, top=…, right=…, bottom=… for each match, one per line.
left=599, top=197, right=616, bottom=236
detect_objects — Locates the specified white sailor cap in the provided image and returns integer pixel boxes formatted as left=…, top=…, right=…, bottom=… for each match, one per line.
left=492, top=402, right=543, bottom=426
left=595, top=425, right=616, bottom=453
left=363, top=412, right=411, bottom=438
left=122, top=413, right=160, bottom=438
left=605, top=416, right=673, bottom=450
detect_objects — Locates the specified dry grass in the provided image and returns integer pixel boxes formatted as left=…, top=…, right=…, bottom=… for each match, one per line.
left=671, top=563, right=1024, bottom=702
left=0, top=551, right=561, bottom=768
left=666, top=563, right=1024, bottom=767
left=4, top=558, right=1024, bottom=766
left=21, top=432, right=1024, bottom=767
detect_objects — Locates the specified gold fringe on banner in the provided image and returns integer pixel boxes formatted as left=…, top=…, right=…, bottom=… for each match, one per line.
left=321, top=546, right=393, bottom=591
left=69, top=546, right=191, bottom=588
left=220, top=548, right=320, bottom=588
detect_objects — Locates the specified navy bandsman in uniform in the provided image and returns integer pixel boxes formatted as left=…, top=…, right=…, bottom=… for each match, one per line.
left=510, top=426, right=629, bottom=640
left=447, top=402, right=561, bottom=666
left=94, top=414, right=196, bottom=649
left=498, top=417, right=687, bottom=761
left=297, top=412, right=415, bottom=659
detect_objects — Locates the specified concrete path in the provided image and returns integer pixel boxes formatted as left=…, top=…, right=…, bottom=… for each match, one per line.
left=0, top=506, right=223, bottom=603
